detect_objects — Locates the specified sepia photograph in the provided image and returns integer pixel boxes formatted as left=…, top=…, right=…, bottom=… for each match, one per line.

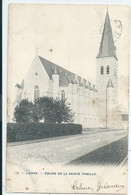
left=6, top=3, right=129, bottom=194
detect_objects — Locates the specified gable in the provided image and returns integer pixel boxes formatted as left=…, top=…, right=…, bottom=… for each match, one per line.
left=23, top=55, right=49, bottom=92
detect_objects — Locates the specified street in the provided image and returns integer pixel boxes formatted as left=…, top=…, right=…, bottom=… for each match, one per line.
left=7, top=129, right=128, bottom=166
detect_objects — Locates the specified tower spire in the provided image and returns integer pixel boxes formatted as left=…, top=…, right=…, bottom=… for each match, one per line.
left=96, top=11, right=117, bottom=60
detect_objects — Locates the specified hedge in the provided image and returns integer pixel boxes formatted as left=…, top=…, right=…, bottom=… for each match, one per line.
left=7, top=123, right=82, bottom=142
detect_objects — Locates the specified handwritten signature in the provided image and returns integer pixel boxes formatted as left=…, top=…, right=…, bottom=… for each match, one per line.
left=71, top=180, right=93, bottom=191
left=97, top=183, right=125, bottom=192
left=71, top=180, right=125, bottom=192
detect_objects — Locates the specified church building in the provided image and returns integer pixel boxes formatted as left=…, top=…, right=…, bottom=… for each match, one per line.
left=13, top=11, right=121, bottom=128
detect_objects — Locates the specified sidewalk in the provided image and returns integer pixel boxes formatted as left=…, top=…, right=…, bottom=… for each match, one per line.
left=7, top=128, right=127, bottom=147
left=7, top=129, right=127, bottom=165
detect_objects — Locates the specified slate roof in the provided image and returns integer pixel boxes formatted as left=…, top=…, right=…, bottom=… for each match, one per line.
left=39, top=55, right=75, bottom=80
left=96, top=11, right=117, bottom=60
left=38, top=55, right=96, bottom=90
left=60, top=75, right=69, bottom=86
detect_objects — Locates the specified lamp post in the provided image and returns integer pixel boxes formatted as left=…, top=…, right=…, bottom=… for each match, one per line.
left=106, top=79, right=114, bottom=129
left=106, top=84, right=108, bottom=128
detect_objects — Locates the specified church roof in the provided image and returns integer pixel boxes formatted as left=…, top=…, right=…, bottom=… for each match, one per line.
left=60, top=75, right=69, bottom=86
left=38, top=55, right=96, bottom=89
left=38, top=55, right=75, bottom=81
left=96, top=11, right=117, bottom=60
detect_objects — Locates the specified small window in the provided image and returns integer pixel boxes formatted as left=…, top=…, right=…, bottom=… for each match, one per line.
left=61, top=90, right=65, bottom=101
left=100, top=66, right=104, bottom=75
left=34, top=85, right=39, bottom=100
left=106, top=65, right=110, bottom=74
left=35, top=72, right=38, bottom=76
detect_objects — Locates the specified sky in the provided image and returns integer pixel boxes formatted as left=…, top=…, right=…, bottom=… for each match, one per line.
left=8, top=4, right=130, bottom=113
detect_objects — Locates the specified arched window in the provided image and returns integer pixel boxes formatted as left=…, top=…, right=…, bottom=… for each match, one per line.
left=106, top=65, right=110, bottom=74
left=100, top=66, right=104, bottom=75
left=61, top=90, right=65, bottom=101
left=34, top=85, right=39, bottom=100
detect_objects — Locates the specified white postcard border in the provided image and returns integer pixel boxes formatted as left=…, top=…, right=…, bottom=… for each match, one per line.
left=2, top=0, right=131, bottom=195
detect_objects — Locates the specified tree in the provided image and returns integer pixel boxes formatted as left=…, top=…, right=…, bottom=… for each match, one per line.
left=33, top=97, right=57, bottom=123
left=14, top=97, right=75, bottom=123
left=14, top=99, right=34, bottom=122
left=54, top=99, right=74, bottom=123
left=34, top=97, right=74, bottom=123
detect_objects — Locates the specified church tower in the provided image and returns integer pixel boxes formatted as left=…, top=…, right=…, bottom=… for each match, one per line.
left=96, top=11, right=118, bottom=128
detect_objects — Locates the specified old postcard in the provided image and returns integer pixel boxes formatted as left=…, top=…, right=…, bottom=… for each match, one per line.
left=6, top=4, right=129, bottom=194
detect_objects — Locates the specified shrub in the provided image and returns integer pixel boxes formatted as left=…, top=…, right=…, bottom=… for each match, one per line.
left=33, top=97, right=75, bottom=123
left=7, top=123, right=82, bottom=142
left=14, top=97, right=75, bottom=123
left=14, top=99, right=34, bottom=122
